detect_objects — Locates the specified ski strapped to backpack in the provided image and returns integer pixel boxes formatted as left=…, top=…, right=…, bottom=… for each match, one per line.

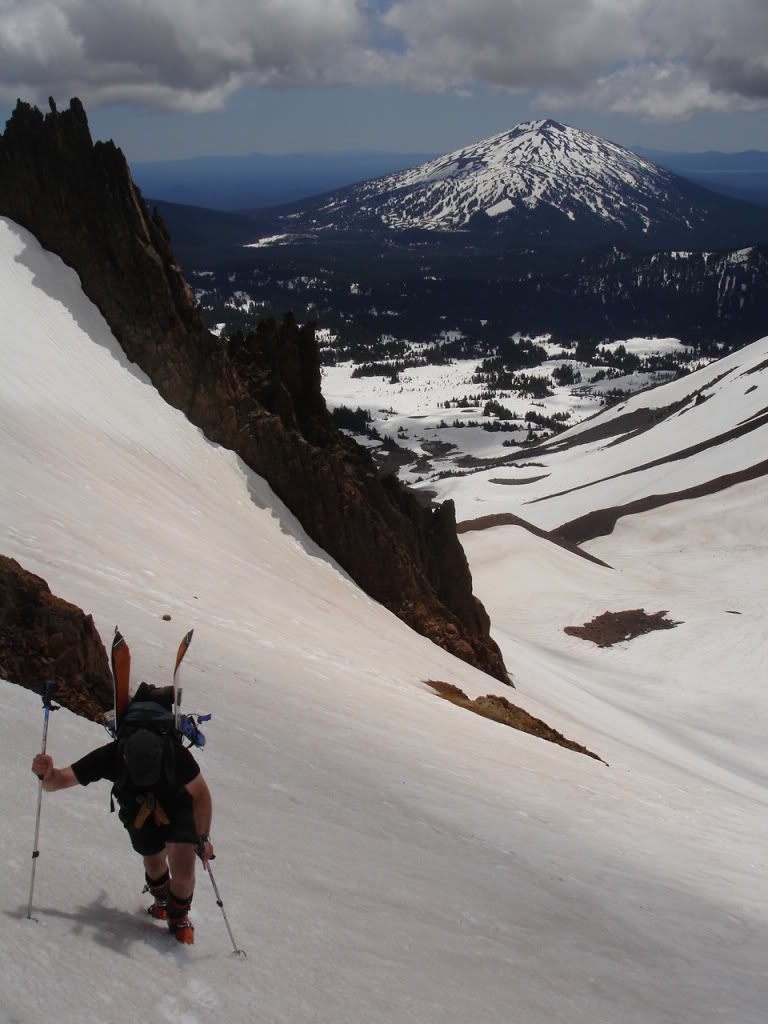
left=105, top=630, right=211, bottom=825
left=173, top=629, right=193, bottom=732
left=111, top=627, right=131, bottom=729
left=106, top=628, right=210, bottom=748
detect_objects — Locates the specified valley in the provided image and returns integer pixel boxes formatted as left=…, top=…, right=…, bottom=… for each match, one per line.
left=154, top=121, right=768, bottom=399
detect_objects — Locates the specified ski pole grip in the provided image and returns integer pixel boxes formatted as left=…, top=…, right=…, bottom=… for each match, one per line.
left=37, top=681, right=58, bottom=768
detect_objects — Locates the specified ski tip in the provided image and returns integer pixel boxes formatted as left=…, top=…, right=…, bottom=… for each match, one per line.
left=173, top=629, right=195, bottom=679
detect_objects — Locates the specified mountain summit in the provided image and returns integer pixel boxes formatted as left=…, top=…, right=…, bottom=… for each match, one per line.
left=278, top=119, right=768, bottom=248
left=329, top=119, right=672, bottom=230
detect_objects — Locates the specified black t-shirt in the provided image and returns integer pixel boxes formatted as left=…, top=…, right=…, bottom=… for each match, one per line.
left=72, top=740, right=201, bottom=787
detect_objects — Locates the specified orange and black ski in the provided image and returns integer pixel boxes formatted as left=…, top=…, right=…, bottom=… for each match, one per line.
left=111, top=627, right=131, bottom=729
left=172, top=629, right=194, bottom=730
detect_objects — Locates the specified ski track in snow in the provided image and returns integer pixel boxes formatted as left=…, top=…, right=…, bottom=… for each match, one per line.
left=2, top=215, right=768, bottom=1023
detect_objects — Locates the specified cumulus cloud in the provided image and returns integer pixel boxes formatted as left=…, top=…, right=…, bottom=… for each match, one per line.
left=539, top=63, right=768, bottom=121
left=0, top=0, right=766, bottom=118
left=380, top=0, right=768, bottom=115
left=0, top=0, right=367, bottom=110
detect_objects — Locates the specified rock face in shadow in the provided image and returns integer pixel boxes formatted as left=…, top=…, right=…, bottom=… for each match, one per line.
left=0, top=98, right=508, bottom=683
left=0, top=555, right=112, bottom=720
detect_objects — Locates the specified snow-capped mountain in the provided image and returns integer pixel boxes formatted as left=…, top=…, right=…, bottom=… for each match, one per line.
left=276, top=119, right=768, bottom=248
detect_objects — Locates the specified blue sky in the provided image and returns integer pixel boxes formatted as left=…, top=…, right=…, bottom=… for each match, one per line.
left=1, top=1, right=767, bottom=161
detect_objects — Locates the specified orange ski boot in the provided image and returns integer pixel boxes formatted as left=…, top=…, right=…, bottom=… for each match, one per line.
left=167, top=890, right=195, bottom=945
left=144, top=869, right=170, bottom=921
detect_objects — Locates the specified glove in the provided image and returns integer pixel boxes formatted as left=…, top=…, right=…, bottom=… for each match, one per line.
left=195, top=834, right=215, bottom=870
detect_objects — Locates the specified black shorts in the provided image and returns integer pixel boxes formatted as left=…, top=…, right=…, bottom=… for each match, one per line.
left=119, top=792, right=197, bottom=856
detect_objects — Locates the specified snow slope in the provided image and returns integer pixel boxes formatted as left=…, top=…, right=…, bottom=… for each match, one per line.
left=2, top=216, right=768, bottom=1023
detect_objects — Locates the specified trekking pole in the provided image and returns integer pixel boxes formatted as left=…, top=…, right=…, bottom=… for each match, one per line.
left=27, top=681, right=58, bottom=921
left=205, top=862, right=246, bottom=957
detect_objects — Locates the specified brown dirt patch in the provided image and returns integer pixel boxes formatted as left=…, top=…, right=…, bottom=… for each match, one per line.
left=555, top=456, right=768, bottom=544
left=530, top=408, right=768, bottom=512
left=427, top=679, right=606, bottom=764
left=742, top=357, right=768, bottom=376
left=739, top=404, right=768, bottom=425
left=457, top=513, right=613, bottom=569
left=564, top=608, right=681, bottom=647
left=489, top=474, right=550, bottom=486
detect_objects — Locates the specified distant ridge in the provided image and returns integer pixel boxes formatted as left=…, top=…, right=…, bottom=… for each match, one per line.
left=132, top=149, right=438, bottom=210
left=631, top=146, right=768, bottom=208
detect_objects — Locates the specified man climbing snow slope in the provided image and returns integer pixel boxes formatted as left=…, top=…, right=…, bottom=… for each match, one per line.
left=30, top=693, right=214, bottom=945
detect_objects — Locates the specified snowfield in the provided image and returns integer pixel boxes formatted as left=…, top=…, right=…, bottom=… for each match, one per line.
left=1, top=215, right=768, bottom=1024
left=319, top=334, right=701, bottom=486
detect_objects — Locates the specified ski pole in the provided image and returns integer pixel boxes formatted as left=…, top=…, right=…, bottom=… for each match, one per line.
left=205, top=861, right=246, bottom=957
left=27, top=681, right=58, bottom=921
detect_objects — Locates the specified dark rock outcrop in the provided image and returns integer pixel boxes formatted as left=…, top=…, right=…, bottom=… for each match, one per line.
left=0, top=555, right=112, bottom=719
left=0, top=98, right=508, bottom=682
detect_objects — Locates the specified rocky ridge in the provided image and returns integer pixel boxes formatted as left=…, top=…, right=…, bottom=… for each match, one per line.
left=0, top=98, right=507, bottom=683
left=0, top=555, right=112, bottom=720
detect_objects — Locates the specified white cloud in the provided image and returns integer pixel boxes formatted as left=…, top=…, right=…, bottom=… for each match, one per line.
left=539, top=63, right=768, bottom=121
left=0, top=0, right=367, bottom=110
left=381, top=0, right=768, bottom=115
left=0, top=0, right=767, bottom=118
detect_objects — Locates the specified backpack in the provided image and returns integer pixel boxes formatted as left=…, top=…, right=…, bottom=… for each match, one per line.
left=110, top=683, right=181, bottom=828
